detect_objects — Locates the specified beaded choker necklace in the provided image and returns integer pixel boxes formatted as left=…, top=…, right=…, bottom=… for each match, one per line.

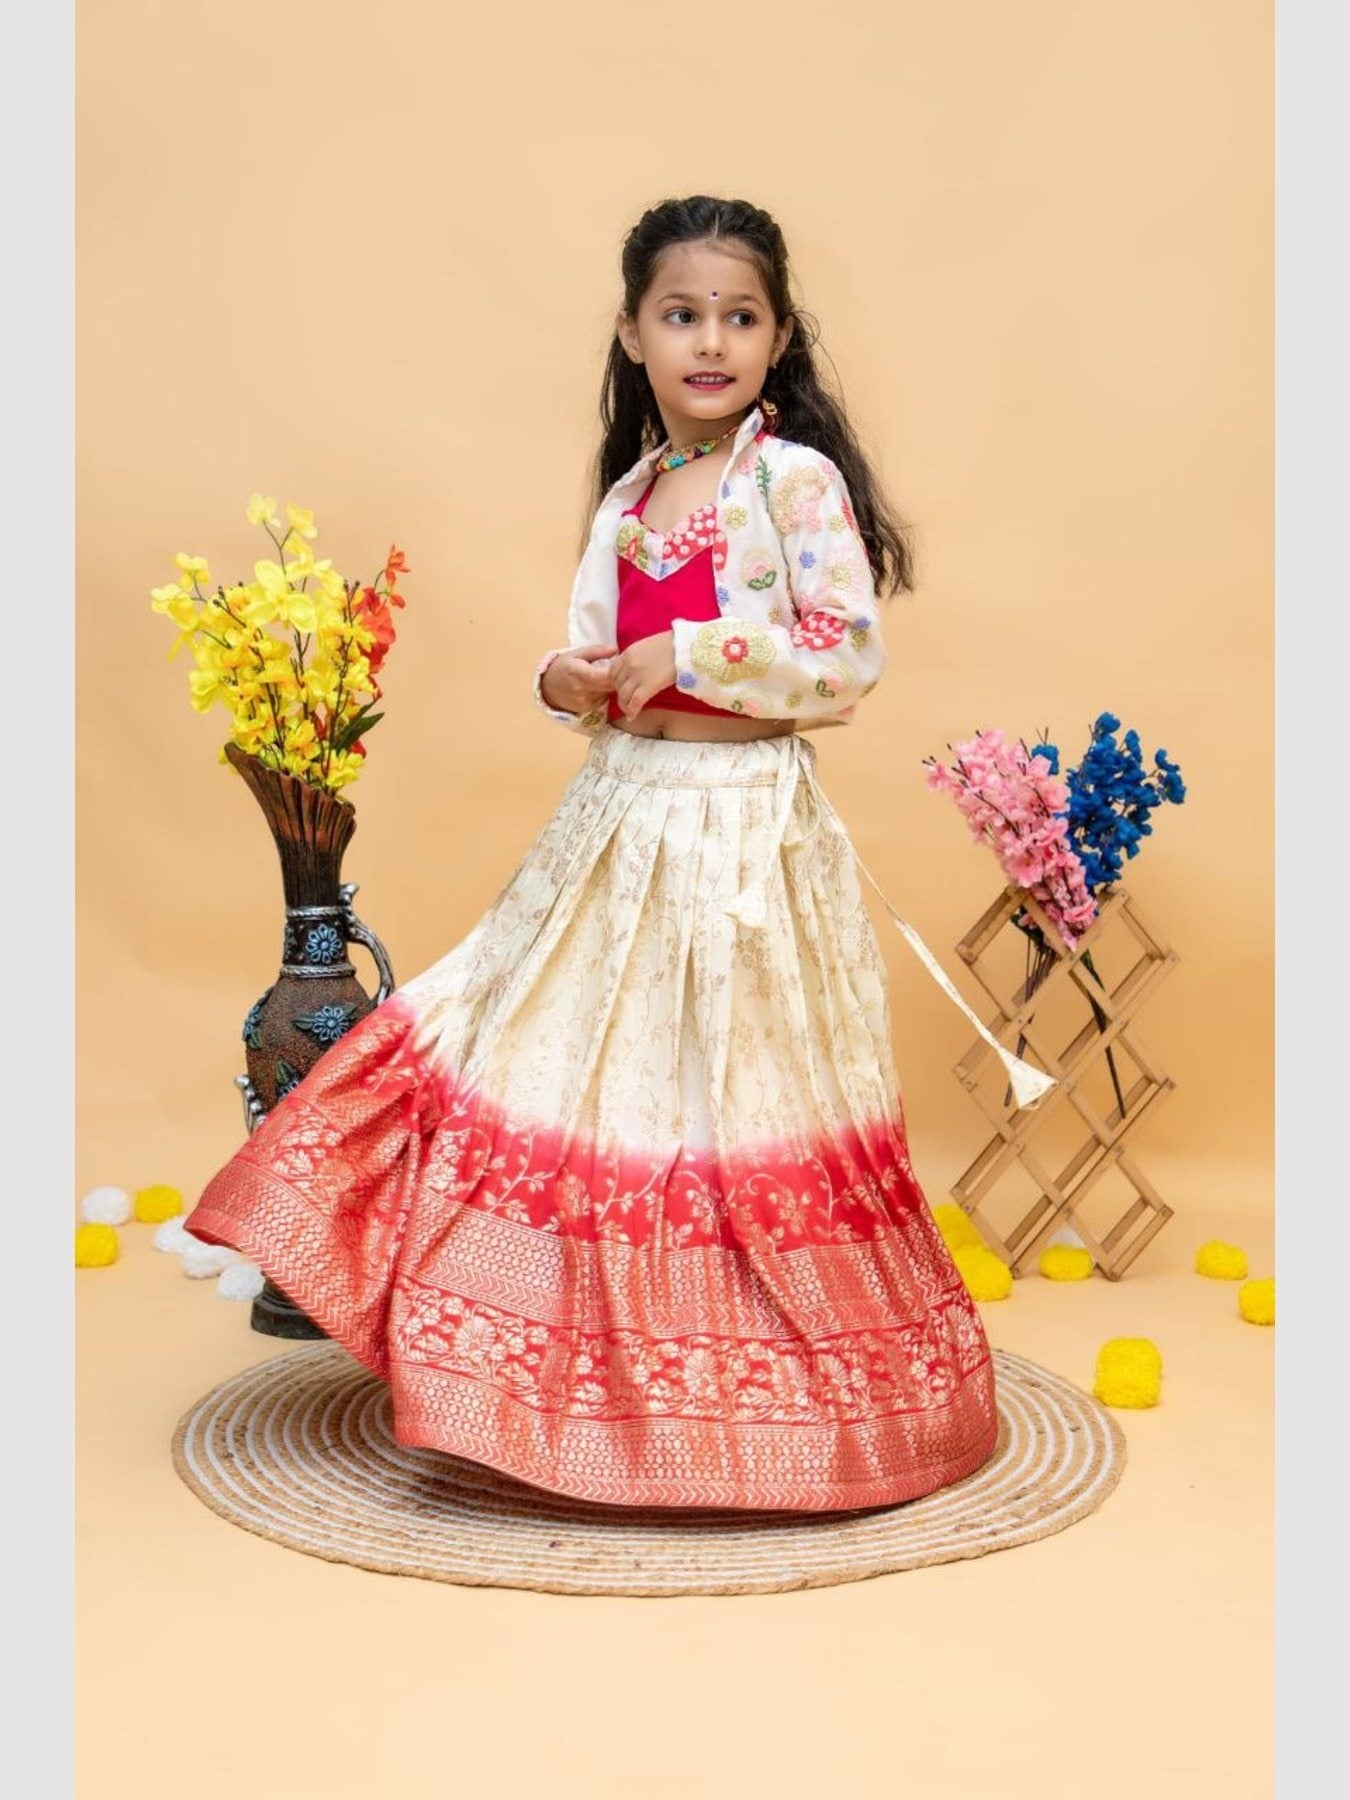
left=655, top=416, right=742, bottom=472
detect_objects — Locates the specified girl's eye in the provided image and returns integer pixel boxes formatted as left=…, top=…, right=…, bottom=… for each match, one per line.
left=665, top=308, right=758, bottom=327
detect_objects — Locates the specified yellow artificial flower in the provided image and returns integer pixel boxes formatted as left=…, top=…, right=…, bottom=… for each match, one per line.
left=1039, top=1245, right=1094, bottom=1281
left=1195, top=1240, right=1249, bottom=1280
left=149, top=582, right=187, bottom=609
left=174, top=553, right=212, bottom=586
left=1093, top=1337, right=1162, bottom=1408
left=253, top=558, right=289, bottom=598
left=75, top=1223, right=120, bottom=1268
left=953, top=1243, right=1013, bottom=1301
left=281, top=589, right=321, bottom=634
left=188, top=667, right=227, bottom=712
left=930, top=1202, right=983, bottom=1253
left=1239, top=1277, right=1274, bottom=1325
left=239, top=584, right=283, bottom=629
left=133, top=1183, right=183, bottom=1223
left=247, top=493, right=280, bottom=528
left=286, top=502, right=318, bottom=540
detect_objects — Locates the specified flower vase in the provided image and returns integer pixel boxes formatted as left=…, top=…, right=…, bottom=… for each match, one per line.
left=223, top=743, right=396, bottom=1339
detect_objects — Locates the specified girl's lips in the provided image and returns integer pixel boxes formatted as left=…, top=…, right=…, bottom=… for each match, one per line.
left=685, top=375, right=733, bottom=386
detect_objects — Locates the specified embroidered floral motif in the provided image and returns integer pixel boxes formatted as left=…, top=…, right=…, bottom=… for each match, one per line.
left=539, top=411, right=887, bottom=735
left=769, top=461, right=832, bottom=535
left=618, top=503, right=721, bottom=579
left=790, top=609, right=849, bottom=652
left=688, top=617, right=777, bottom=685
left=739, top=546, right=778, bottom=591
left=615, top=517, right=653, bottom=573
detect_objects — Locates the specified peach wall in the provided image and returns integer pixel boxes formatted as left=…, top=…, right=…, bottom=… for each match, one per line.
left=77, top=0, right=1271, bottom=1224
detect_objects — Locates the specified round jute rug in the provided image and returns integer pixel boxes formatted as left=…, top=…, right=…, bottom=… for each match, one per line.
left=172, top=1345, right=1126, bottom=1597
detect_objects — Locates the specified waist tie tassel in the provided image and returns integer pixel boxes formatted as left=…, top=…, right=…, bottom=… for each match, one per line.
left=722, top=736, right=1058, bottom=1114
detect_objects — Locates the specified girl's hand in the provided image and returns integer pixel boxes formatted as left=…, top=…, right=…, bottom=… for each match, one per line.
left=608, top=630, right=676, bottom=718
left=541, top=643, right=619, bottom=714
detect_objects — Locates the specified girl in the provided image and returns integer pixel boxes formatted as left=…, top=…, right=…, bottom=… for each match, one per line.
left=187, top=195, right=1053, bottom=1513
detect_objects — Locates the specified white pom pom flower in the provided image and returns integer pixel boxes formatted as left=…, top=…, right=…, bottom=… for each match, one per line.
left=152, top=1217, right=193, bottom=1254
left=216, top=1261, right=266, bottom=1302
left=181, top=1240, right=239, bottom=1280
left=80, top=1186, right=131, bottom=1226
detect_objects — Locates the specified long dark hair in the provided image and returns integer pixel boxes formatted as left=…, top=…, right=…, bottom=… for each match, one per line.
left=583, top=194, right=915, bottom=599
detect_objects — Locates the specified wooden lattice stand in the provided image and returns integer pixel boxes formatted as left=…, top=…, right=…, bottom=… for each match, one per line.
left=948, top=882, right=1180, bottom=1279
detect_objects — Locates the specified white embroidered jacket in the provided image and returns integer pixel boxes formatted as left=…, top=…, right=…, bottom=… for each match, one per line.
left=532, top=402, right=885, bottom=733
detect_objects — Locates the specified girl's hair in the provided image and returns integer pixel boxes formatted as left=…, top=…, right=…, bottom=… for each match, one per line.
left=585, top=194, right=915, bottom=598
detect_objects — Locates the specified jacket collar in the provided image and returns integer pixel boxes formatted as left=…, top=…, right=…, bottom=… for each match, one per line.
left=610, top=402, right=766, bottom=497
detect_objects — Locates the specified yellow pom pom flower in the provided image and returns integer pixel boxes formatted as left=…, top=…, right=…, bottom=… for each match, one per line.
left=1039, top=1245, right=1094, bottom=1281
left=1093, top=1336, right=1162, bottom=1408
left=1194, top=1239, right=1249, bottom=1280
left=1238, top=1277, right=1274, bottom=1325
left=931, top=1203, right=983, bottom=1253
left=953, top=1243, right=1013, bottom=1301
left=75, top=1223, right=120, bottom=1268
left=133, top=1184, right=184, bottom=1224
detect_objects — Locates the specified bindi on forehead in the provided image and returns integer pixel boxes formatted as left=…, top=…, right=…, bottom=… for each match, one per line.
left=654, top=289, right=761, bottom=305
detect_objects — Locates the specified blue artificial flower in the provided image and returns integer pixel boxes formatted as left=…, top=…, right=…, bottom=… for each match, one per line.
left=1059, top=710, right=1186, bottom=892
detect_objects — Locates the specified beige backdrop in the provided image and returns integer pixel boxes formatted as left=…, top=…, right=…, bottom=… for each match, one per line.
left=78, top=0, right=1270, bottom=1241
left=76, top=4, right=1273, bottom=1796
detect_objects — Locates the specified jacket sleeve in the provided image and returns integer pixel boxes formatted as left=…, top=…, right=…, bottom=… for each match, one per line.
left=532, top=645, right=610, bottom=735
left=668, top=451, right=885, bottom=721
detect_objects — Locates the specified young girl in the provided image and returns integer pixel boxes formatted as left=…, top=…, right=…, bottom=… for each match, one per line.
left=187, top=195, right=1053, bottom=1513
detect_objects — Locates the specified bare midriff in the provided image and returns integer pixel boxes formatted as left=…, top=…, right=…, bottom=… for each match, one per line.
left=610, top=710, right=796, bottom=741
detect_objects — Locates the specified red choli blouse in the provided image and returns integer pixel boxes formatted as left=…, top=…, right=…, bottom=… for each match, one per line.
left=607, top=473, right=734, bottom=722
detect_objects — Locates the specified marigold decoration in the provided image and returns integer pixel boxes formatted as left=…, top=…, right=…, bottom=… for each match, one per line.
left=1194, top=1239, right=1250, bottom=1280
left=1238, top=1277, right=1275, bottom=1326
left=75, top=1223, right=120, bottom=1268
left=1093, top=1337, right=1162, bottom=1408
left=953, top=1243, right=1013, bottom=1301
left=1039, top=1245, right=1094, bottom=1281
left=133, top=1183, right=184, bottom=1224
left=150, top=497, right=410, bottom=795
left=931, top=1202, right=983, bottom=1254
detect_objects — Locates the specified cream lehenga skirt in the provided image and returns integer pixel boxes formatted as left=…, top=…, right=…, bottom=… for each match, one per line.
left=188, top=721, right=1014, bottom=1512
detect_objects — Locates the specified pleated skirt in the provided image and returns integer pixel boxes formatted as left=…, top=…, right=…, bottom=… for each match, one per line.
left=187, top=722, right=999, bottom=1511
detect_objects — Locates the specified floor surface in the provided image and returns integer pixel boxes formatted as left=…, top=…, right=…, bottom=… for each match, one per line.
left=76, top=1148, right=1273, bottom=1800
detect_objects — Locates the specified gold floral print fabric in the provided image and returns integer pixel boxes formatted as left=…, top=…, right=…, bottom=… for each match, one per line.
left=187, top=725, right=997, bottom=1511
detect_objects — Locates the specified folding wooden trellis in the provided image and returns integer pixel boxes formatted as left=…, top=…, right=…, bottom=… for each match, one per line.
left=947, top=882, right=1180, bottom=1279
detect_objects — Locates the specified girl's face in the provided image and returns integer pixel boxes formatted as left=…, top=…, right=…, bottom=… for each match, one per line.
left=616, top=239, right=792, bottom=448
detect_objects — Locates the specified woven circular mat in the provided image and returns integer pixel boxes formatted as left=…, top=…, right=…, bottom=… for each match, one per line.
left=172, top=1344, right=1125, bottom=1597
